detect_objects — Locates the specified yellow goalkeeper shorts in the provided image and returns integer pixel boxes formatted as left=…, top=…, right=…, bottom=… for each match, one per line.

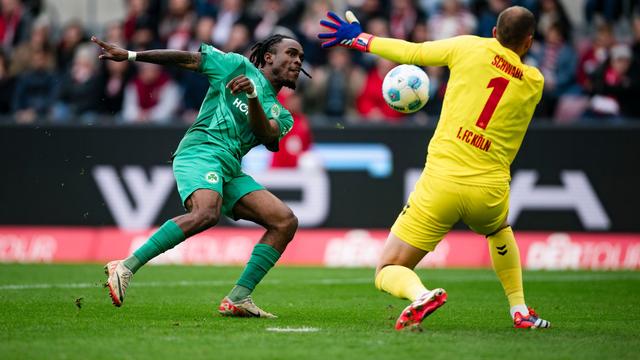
left=390, top=170, right=509, bottom=252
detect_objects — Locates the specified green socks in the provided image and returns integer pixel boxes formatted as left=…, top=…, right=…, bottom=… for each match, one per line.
left=228, top=243, right=281, bottom=301
left=122, top=255, right=143, bottom=273
left=228, top=285, right=252, bottom=302
left=124, top=220, right=185, bottom=273
left=122, top=224, right=280, bottom=303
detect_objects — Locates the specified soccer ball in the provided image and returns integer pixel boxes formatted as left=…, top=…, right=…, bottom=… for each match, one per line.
left=382, top=64, right=430, bottom=113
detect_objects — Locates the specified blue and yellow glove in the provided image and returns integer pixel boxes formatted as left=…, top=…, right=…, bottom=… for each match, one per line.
left=318, top=11, right=374, bottom=52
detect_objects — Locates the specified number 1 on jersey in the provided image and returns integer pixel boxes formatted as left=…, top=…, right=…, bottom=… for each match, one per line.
left=475, top=77, right=509, bottom=130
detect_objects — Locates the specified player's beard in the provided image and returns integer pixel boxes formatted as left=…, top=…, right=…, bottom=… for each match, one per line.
left=282, top=79, right=297, bottom=90
left=273, top=67, right=297, bottom=90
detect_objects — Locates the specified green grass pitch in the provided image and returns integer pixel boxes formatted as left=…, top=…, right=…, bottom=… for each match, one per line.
left=1, top=264, right=639, bottom=359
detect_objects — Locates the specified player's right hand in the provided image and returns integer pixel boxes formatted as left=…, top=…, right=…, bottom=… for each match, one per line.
left=318, top=11, right=374, bottom=52
left=226, top=75, right=256, bottom=97
left=91, top=36, right=128, bottom=62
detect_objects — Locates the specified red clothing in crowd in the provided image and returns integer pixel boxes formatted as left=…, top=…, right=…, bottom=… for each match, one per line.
left=356, top=68, right=405, bottom=122
left=0, top=5, right=23, bottom=48
left=272, top=91, right=313, bottom=168
left=270, top=113, right=312, bottom=168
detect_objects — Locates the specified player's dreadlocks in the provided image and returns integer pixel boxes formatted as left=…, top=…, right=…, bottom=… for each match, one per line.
left=249, top=34, right=311, bottom=78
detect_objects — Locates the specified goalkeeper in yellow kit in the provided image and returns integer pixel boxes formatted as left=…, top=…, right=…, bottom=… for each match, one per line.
left=319, top=6, right=551, bottom=330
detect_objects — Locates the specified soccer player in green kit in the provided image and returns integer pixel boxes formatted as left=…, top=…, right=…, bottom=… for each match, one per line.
left=92, top=33, right=308, bottom=318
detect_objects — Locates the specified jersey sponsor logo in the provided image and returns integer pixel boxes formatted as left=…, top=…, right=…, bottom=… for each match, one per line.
left=232, top=98, right=249, bottom=116
left=491, top=55, right=523, bottom=80
left=270, top=104, right=280, bottom=118
left=205, top=171, right=219, bottom=184
left=456, top=126, right=492, bottom=152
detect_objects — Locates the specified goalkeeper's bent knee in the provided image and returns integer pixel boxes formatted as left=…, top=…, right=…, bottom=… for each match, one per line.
left=375, top=265, right=428, bottom=302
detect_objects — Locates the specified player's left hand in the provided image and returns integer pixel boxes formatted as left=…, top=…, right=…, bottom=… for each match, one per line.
left=318, top=11, right=373, bottom=51
left=226, top=75, right=256, bottom=97
left=91, top=36, right=128, bottom=62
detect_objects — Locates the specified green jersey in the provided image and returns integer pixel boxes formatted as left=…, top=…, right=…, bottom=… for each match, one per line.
left=175, top=43, right=294, bottom=160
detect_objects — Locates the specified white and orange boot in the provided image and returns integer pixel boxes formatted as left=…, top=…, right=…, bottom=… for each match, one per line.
left=104, top=260, right=132, bottom=307
left=218, top=296, right=277, bottom=318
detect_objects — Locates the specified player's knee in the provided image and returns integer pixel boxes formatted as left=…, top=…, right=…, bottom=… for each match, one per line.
left=282, top=212, right=298, bottom=235
left=192, top=209, right=220, bottom=230
left=272, top=210, right=298, bottom=238
left=375, top=263, right=390, bottom=277
left=486, top=223, right=511, bottom=238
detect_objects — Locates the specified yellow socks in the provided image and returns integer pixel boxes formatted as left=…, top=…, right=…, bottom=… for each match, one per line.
left=488, top=226, right=526, bottom=309
left=375, top=265, right=428, bottom=301
left=374, top=228, right=526, bottom=318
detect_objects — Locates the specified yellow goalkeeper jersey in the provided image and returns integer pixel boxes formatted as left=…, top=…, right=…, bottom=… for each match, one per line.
left=370, top=35, right=544, bottom=185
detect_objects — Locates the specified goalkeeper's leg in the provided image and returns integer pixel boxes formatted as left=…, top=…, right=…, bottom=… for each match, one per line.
left=375, top=233, right=447, bottom=330
left=487, top=225, right=550, bottom=328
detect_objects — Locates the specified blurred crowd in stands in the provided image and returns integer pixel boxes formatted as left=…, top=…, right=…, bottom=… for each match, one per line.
left=1, top=0, right=639, bottom=126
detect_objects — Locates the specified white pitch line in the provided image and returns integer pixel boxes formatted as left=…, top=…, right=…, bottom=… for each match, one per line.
left=0, top=279, right=234, bottom=291
left=0, top=273, right=637, bottom=291
left=0, top=278, right=371, bottom=291
left=266, top=327, right=320, bottom=333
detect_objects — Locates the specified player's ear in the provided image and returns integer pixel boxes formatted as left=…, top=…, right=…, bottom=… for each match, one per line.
left=523, top=35, right=533, bottom=53
left=492, top=27, right=497, bottom=39
left=264, top=52, right=274, bottom=65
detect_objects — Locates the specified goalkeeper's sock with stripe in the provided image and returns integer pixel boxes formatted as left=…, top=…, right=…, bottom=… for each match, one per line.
left=123, top=220, right=186, bottom=274
left=487, top=226, right=527, bottom=318
left=375, top=265, right=428, bottom=301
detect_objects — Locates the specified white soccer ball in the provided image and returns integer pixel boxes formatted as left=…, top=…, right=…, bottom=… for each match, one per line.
left=382, top=64, right=430, bottom=113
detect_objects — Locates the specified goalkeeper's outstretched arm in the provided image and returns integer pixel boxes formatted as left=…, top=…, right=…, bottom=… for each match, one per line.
left=318, top=11, right=453, bottom=67
left=367, top=37, right=429, bottom=66
left=91, top=36, right=201, bottom=72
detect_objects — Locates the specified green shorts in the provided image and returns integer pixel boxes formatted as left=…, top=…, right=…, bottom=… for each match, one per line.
left=172, top=146, right=264, bottom=220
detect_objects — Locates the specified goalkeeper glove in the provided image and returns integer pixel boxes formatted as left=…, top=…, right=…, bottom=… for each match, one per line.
left=318, top=11, right=374, bottom=52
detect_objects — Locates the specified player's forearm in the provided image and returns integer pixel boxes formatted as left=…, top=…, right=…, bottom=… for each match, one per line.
left=369, top=37, right=425, bottom=65
left=248, top=98, right=278, bottom=143
left=136, top=50, right=201, bottom=71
